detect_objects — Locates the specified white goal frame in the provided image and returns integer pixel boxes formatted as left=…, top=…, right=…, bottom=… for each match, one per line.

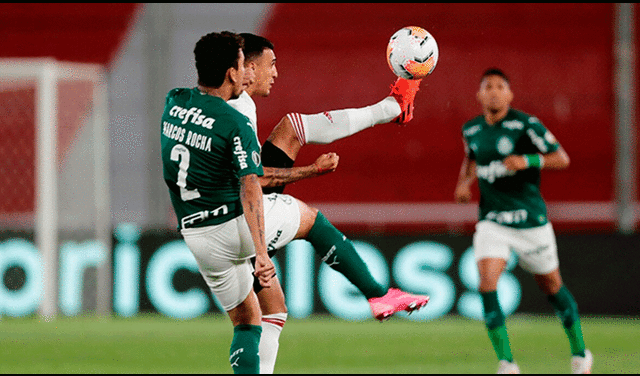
left=0, top=58, right=111, bottom=319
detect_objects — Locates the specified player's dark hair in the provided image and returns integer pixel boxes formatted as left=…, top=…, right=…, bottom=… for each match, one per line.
left=194, top=31, right=244, bottom=88
left=240, top=33, right=274, bottom=63
left=481, top=68, right=510, bottom=84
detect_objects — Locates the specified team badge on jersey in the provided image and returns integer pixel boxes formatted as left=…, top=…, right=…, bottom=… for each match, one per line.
left=252, top=151, right=261, bottom=167
left=497, top=136, right=514, bottom=156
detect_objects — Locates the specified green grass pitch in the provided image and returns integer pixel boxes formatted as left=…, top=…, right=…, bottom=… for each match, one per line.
left=0, top=313, right=638, bottom=373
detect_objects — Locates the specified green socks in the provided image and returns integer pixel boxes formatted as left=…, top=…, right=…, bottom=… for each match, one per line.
left=548, top=285, right=586, bottom=357
left=306, top=212, right=387, bottom=299
left=481, top=291, right=513, bottom=362
left=480, top=286, right=587, bottom=363
left=229, top=324, right=262, bottom=374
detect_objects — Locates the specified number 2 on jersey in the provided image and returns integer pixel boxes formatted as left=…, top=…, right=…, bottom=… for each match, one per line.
left=170, top=144, right=201, bottom=201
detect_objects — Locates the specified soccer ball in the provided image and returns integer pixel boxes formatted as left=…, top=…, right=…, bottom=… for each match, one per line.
left=386, top=26, right=439, bottom=80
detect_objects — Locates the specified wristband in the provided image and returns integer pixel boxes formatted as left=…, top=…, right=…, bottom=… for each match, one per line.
left=523, top=154, right=543, bottom=168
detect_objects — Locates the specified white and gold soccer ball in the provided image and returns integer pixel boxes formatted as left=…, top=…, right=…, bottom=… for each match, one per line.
left=386, top=26, right=439, bottom=80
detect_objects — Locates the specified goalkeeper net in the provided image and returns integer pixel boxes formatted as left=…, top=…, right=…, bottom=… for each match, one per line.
left=0, top=58, right=111, bottom=319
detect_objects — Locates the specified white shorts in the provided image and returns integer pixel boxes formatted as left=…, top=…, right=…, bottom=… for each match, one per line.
left=262, top=193, right=301, bottom=252
left=472, top=220, right=559, bottom=275
left=180, top=193, right=300, bottom=311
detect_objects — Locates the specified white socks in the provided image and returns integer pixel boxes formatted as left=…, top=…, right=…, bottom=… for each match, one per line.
left=288, top=97, right=401, bottom=146
left=259, top=312, right=287, bottom=374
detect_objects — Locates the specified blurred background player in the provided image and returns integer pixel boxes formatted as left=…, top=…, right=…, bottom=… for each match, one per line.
left=161, top=32, right=275, bottom=374
left=228, top=33, right=429, bottom=373
left=453, top=68, right=592, bottom=374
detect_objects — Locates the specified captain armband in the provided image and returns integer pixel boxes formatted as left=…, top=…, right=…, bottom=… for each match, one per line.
left=523, top=154, right=545, bottom=169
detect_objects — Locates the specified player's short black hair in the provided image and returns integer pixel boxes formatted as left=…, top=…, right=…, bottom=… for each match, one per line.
left=194, top=31, right=244, bottom=88
left=481, top=68, right=510, bottom=84
left=239, top=33, right=274, bottom=63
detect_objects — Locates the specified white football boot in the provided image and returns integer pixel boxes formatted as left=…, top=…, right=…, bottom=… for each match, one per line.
left=497, top=360, right=520, bottom=374
left=571, top=349, right=593, bottom=374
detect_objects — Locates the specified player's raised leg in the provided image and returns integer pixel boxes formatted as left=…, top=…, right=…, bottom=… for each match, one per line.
left=294, top=199, right=429, bottom=321
left=265, top=77, right=421, bottom=162
left=389, top=77, right=422, bottom=124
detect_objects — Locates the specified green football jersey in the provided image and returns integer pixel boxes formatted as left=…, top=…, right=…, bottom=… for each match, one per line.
left=461, top=108, right=560, bottom=229
left=161, top=88, right=263, bottom=230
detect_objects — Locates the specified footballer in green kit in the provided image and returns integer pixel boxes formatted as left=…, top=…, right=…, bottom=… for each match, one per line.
left=160, top=31, right=429, bottom=375
left=454, top=68, right=592, bottom=374
left=160, top=31, right=275, bottom=374
left=161, top=87, right=262, bottom=230
left=462, top=107, right=554, bottom=229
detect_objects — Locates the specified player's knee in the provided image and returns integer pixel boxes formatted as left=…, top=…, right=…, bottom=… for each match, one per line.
left=262, top=304, right=288, bottom=316
left=271, top=114, right=297, bottom=141
left=228, top=295, right=262, bottom=327
left=284, top=113, right=307, bottom=145
left=281, top=114, right=293, bottom=128
left=271, top=306, right=288, bottom=315
left=478, top=268, right=502, bottom=292
left=300, top=202, right=318, bottom=223
left=294, top=201, right=318, bottom=239
left=478, top=279, right=500, bottom=293
left=258, top=292, right=288, bottom=316
left=535, top=269, right=563, bottom=295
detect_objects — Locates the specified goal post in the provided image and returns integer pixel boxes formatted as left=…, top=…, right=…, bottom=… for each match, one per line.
left=0, top=58, right=111, bottom=319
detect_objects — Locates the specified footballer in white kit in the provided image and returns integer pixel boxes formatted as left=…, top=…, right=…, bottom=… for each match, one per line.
left=223, top=32, right=431, bottom=374
left=228, top=91, right=302, bottom=255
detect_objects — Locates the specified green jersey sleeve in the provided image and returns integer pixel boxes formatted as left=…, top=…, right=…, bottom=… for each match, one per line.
left=524, top=116, right=560, bottom=154
left=229, top=118, right=263, bottom=178
left=461, top=116, right=483, bottom=161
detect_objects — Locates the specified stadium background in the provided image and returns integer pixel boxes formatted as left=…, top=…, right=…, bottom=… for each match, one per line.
left=0, top=4, right=638, bottom=320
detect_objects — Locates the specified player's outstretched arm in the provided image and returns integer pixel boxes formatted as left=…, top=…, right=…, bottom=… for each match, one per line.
left=258, top=152, right=339, bottom=188
left=240, top=174, right=275, bottom=287
left=454, top=155, right=477, bottom=203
